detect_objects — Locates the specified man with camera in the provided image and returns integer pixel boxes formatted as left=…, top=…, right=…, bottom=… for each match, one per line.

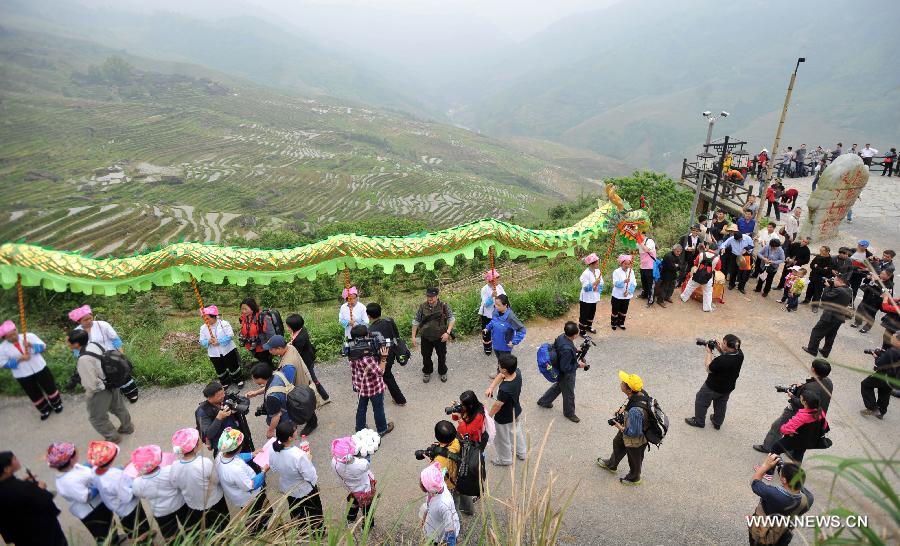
left=415, top=420, right=460, bottom=495
left=747, top=454, right=814, bottom=546
left=537, top=321, right=587, bottom=423
left=802, top=275, right=852, bottom=358
left=685, top=334, right=744, bottom=430
left=860, top=332, right=900, bottom=419
left=347, top=324, right=395, bottom=436
left=249, top=362, right=318, bottom=439
left=411, top=287, right=456, bottom=384
left=196, top=381, right=254, bottom=457
left=367, top=303, right=408, bottom=406
left=596, top=371, right=650, bottom=485
left=753, top=359, right=832, bottom=453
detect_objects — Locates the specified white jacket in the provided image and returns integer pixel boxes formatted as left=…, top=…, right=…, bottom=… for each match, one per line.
left=132, top=465, right=185, bottom=517
left=332, top=457, right=373, bottom=494
left=216, top=454, right=260, bottom=509
left=269, top=446, right=317, bottom=498
left=478, top=283, right=506, bottom=319
left=93, top=466, right=139, bottom=517
left=169, top=455, right=224, bottom=510
left=0, top=333, right=48, bottom=379
left=199, top=319, right=237, bottom=358
left=56, top=463, right=103, bottom=520
left=338, top=302, right=369, bottom=338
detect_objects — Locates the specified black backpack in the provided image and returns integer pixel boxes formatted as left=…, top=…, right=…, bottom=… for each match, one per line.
left=436, top=435, right=485, bottom=497
left=692, top=254, right=714, bottom=285
left=82, top=343, right=133, bottom=389
left=268, top=371, right=316, bottom=425
left=642, top=393, right=670, bottom=448
left=258, top=309, right=285, bottom=340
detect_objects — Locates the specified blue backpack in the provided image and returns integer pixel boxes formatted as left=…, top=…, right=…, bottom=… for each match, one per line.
left=536, top=342, right=559, bottom=382
left=652, top=257, right=663, bottom=282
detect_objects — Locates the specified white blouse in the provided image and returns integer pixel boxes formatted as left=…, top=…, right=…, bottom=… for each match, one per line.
left=0, top=333, right=48, bottom=379
left=216, top=454, right=260, bottom=509
left=93, top=466, right=139, bottom=517
left=478, top=283, right=507, bottom=319
left=131, top=465, right=185, bottom=517
left=76, top=320, right=120, bottom=351
left=332, top=457, right=373, bottom=494
left=199, top=319, right=237, bottom=358
left=168, top=455, right=224, bottom=510
left=579, top=268, right=604, bottom=304
left=423, top=487, right=461, bottom=541
left=269, top=446, right=318, bottom=498
left=338, top=302, right=369, bottom=338
left=611, top=267, right=637, bottom=300
left=56, top=464, right=103, bottom=520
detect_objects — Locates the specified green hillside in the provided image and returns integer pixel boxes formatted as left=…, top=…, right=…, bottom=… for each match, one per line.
left=0, top=28, right=624, bottom=256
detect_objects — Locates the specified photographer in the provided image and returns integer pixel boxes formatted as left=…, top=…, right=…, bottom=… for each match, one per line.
left=685, top=334, right=743, bottom=430
left=366, top=303, right=407, bottom=406
left=802, top=275, right=852, bottom=358
left=450, top=390, right=486, bottom=515
left=249, top=363, right=291, bottom=439
left=0, top=451, right=68, bottom=546
left=748, top=454, right=813, bottom=546
left=196, top=381, right=253, bottom=456
left=596, top=371, right=649, bottom=486
left=753, top=359, right=832, bottom=453
left=537, top=321, right=587, bottom=423
left=347, top=324, right=395, bottom=436
left=417, top=420, right=461, bottom=496
left=860, top=332, right=900, bottom=419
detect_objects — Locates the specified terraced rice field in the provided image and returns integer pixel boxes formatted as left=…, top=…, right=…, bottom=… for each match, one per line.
left=0, top=34, right=599, bottom=256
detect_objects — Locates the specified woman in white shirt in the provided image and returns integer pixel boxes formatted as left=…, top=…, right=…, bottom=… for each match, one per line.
left=130, top=444, right=188, bottom=541
left=88, top=440, right=151, bottom=541
left=48, top=442, right=116, bottom=543
left=332, top=436, right=376, bottom=526
left=578, top=253, right=605, bottom=336
left=215, top=427, right=271, bottom=534
left=68, top=304, right=139, bottom=403
left=418, top=461, right=460, bottom=546
left=199, top=305, right=244, bottom=389
left=269, top=420, right=323, bottom=528
left=479, top=269, right=506, bottom=356
left=0, top=320, right=63, bottom=420
left=338, top=287, right=369, bottom=340
left=610, top=254, right=637, bottom=331
left=169, top=427, right=228, bottom=531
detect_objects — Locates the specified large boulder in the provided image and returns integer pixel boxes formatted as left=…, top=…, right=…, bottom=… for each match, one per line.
left=800, top=154, right=868, bottom=240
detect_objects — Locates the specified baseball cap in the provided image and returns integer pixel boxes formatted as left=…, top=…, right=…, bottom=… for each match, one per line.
left=262, top=335, right=287, bottom=350
left=426, top=287, right=439, bottom=296
left=858, top=240, right=870, bottom=248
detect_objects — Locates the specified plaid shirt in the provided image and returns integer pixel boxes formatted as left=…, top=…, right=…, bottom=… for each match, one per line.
left=350, top=355, right=385, bottom=398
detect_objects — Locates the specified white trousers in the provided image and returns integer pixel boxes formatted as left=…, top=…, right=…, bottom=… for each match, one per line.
left=681, top=278, right=714, bottom=311
left=492, top=415, right=526, bottom=465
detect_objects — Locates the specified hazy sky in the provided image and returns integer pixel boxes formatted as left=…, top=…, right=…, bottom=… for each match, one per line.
left=80, top=0, right=618, bottom=41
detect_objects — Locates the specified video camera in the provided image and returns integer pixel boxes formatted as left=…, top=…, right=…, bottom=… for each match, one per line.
left=444, top=403, right=463, bottom=415
left=578, top=335, right=596, bottom=371
left=414, top=444, right=439, bottom=461
left=223, top=393, right=251, bottom=416
left=774, top=385, right=799, bottom=395
left=342, top=331, right=390, bottom=360
left=696, top=338, right=718, bottom=351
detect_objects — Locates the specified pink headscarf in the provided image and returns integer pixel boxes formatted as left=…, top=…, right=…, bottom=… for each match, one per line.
left=171, top=428, right=200, bottom=455
left=46, top=442, right=76, bottom=469
left=68, top=305, right=92, bottom=323
left=202, top=305, right=219, bottom=317
left=583, top=253, right=599, bottom=265
left=420, top=461, right=445, bottom=494
left=331, top=436, right=356, bottom=463
left=483, top=269, right=500, bottom=282
left=0, top=320, right=15, bottom=338
left=341, top=286, right=359, bottom=300
left=131, top=445, right=162, bottom=476
left=617, top=254, right=633, bottom=265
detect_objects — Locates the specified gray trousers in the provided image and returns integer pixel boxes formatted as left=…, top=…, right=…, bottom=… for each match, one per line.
left=537, top=371, right=576, bottom=417
left=87, top=388, right=133, bottom=441
left=452, top=490, right=476, bottom=515
left=693, top=383, right=730, bottom=427
left=492, top=416, right=526, bottom=465
left=762, top=406, right=795, bottom=450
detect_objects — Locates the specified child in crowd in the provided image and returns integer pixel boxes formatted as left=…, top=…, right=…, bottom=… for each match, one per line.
left=331, top=436, right=377, bottom=527
left=130, top=444, right=188, bottom=541
left=418, top=462, right=460, bottom=546
left=169, top=427, right=228, bottom=531
left=270, top=420, right=323, bottom=529
left=779, top=267, right=807, bottom=312
left=215, top=427, right=270, bottom=534
left=88, top=440, right=151, bottom=542
left=49, top=442, right=117, bottom=544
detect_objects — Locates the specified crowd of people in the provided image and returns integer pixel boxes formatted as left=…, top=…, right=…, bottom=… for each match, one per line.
left=742, top=142, right=898, bottom=182
left=1, top=221, right=897, bottom=544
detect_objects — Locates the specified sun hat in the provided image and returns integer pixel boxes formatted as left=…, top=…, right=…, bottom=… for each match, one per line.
left=618, top=370, right=643, bottom=392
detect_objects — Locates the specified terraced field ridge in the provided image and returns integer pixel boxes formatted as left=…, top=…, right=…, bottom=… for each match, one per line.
left=0, top=28, right=623, bottom=256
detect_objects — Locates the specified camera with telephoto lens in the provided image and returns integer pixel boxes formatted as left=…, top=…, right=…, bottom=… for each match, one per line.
left=253, top=405, right=267, bottom=417
left=775, top=385, right=799, bottom=395
left=824, top=277, right=836, bottom=287
left=444, top=403, right=464, bottom=415
left=414, top=444, right=439, bottom=460
left=863, top=348, right=885, bottom=357
left=696, top=338, right=717, bottom=350
left=607, top=414, right=625, bottom=427
left=578, top=335, right=596, bottom=371
left=342, top=331, right=389, bottom=360
left=223, top=393, right=251, bottom=416
left=772, top=456, right=784, bottom=473
left=119, top=378, right=140, bottom=404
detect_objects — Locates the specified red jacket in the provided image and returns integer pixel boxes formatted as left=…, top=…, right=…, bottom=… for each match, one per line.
left=780, top=408, right=828, bottom=436
left=453, top=412, right=484, bottom=443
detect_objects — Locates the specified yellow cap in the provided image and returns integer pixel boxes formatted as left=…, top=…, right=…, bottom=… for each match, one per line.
left=618, top=370, right=643, bottom=392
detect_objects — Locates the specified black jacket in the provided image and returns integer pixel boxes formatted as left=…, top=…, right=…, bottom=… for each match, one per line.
left=369, top=317, right=401, bottom=363
left=554, top=334, right=578, bottom=375
left=786, top=243, right=811, bottom=267
left=809, top=255, right=834, bottom=279
left=874, top=347, right=900, bottom=379
left=789, top=376, right=833, bottom=414
left=679, top=234, right=702, bottom=266
left=819, top=285, right=852, bottom=322
left=0, top=476, right=67, bottom=546
left=196, top=400, right=254, bottom=455
left=290, top=328, right=316, bottom=368
left=861, top=281, right=891, bottom=308
left=661, top=251, right=681, bottom=281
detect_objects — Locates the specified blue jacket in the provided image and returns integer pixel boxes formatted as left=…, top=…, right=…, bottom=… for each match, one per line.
left=485, top=308, right=526, bottom=352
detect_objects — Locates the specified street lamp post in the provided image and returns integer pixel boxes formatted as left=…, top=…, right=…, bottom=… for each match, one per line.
left=689, top=152, right=716, bottom=226
left=756, top=57, right=805, bottom=227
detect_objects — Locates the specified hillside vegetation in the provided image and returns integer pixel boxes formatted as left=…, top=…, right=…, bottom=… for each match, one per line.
left=0, top=28, right=620, bottom=256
